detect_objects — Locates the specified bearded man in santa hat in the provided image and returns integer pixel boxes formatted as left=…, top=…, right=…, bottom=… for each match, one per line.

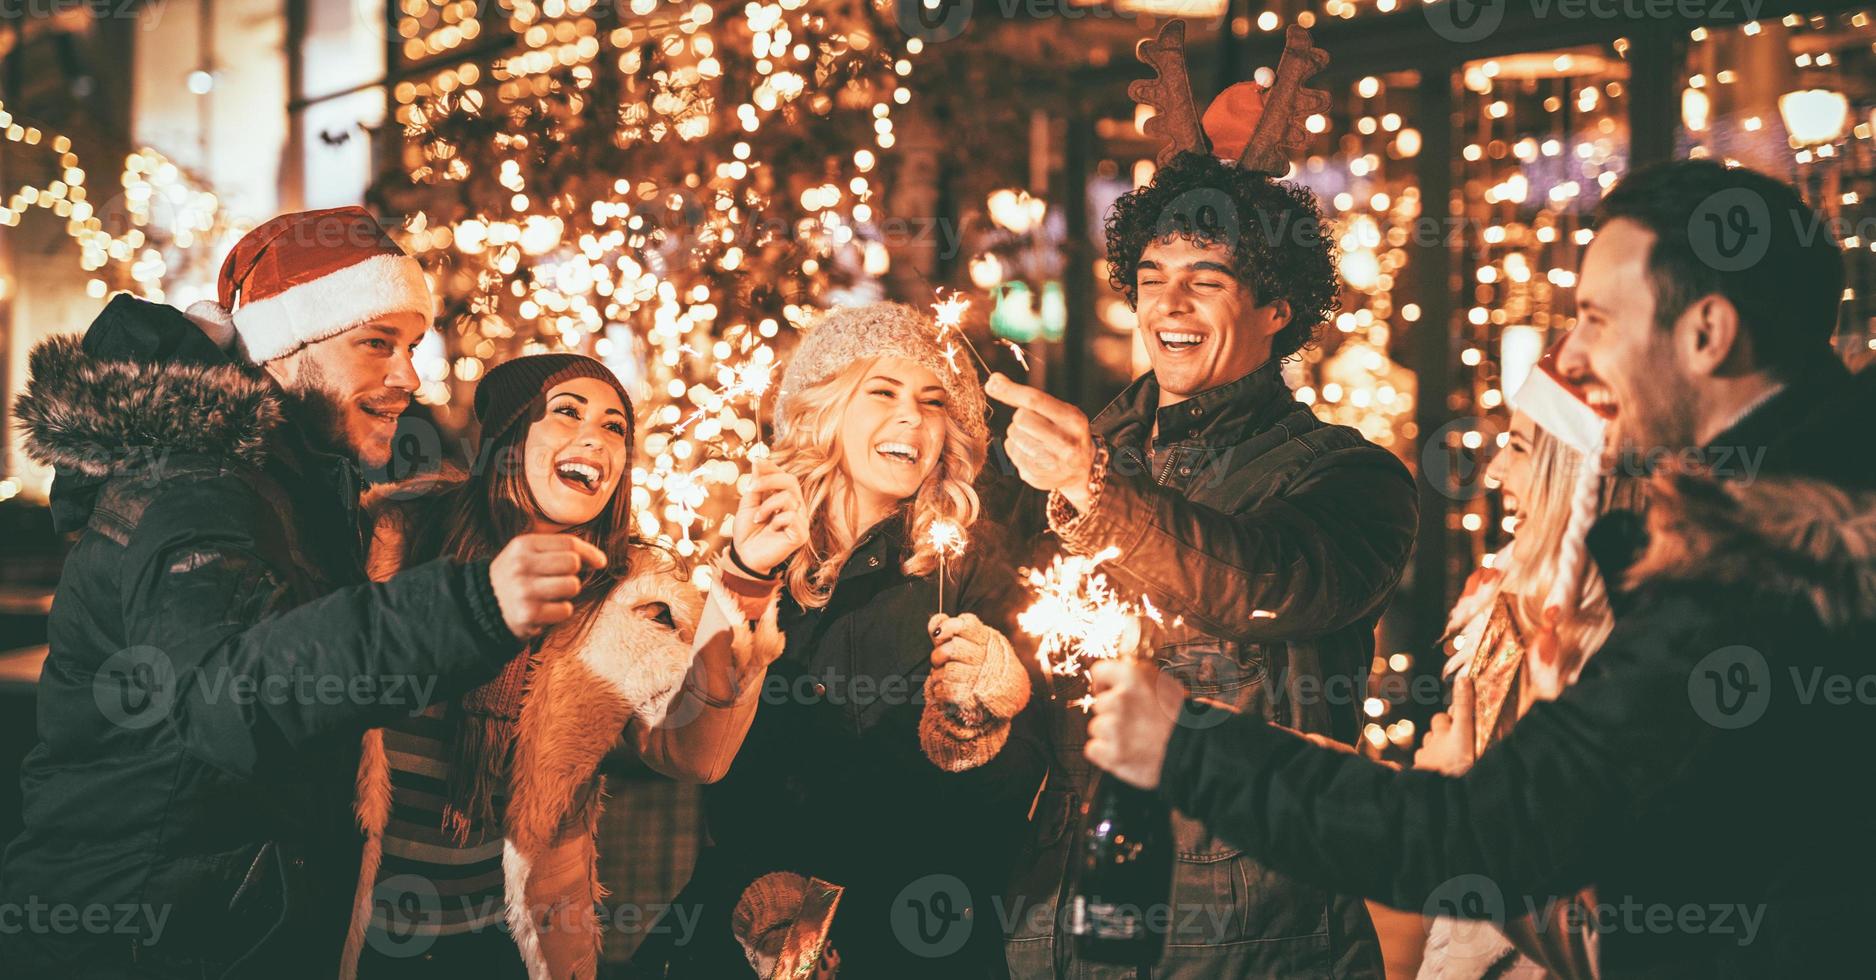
left=1, top=207, right=604, bottom=976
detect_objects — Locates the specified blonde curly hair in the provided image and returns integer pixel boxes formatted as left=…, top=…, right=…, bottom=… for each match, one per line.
left=768, top=355, right=987, bottom=608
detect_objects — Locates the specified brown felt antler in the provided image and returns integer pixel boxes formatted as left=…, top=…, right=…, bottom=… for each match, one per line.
left=1128, top=20, right=1210, bottom=166
left=1238, top=25, right=1331, bottom=175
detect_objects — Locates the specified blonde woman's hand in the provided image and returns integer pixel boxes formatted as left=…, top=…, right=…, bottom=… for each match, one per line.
left=732, top=457, right=808, bottom=576
left=927, top=613, right=1031, bottom=725
left=1413, top=671, right=1477, bottom=775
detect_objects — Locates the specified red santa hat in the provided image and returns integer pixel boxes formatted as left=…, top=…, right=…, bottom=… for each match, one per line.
left=185, top=206, right=432, bottom=364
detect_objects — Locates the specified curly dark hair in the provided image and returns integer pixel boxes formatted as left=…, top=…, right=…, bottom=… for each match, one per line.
left=1105, top=151, right=1339, bottom=361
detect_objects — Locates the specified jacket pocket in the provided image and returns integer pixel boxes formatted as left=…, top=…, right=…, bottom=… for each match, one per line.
left=1154, top=640, right=1266, bottom=861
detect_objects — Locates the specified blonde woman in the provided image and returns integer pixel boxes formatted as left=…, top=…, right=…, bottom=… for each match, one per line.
left=638, top=303, right=1046, bottom=978
left=1414, top=355, right=1646, bottom=980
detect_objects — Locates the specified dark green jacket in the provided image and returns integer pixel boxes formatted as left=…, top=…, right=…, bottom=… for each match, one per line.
left=1001, top=361, right=1416, bottom=979
left=0, top=295, right=519, bottom=977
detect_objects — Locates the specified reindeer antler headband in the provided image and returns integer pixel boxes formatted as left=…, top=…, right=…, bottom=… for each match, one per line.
left=1129, top=20, right=1332, bottom=176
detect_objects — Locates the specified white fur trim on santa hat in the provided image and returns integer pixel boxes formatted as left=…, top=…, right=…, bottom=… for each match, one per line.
left=231, top=253, right=432, bottom=364
left=183, top=300, right=238, bottom=351
left=1509, top=361, right=1604, bottom=456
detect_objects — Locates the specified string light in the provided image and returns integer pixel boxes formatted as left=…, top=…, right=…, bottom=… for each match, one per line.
left=389, top=0, right=920, bottom=556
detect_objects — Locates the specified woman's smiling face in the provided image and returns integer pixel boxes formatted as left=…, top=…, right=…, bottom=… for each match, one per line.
left=837, top=357, right=948, bottom=519
left=523, top=377, right=631, bottom=530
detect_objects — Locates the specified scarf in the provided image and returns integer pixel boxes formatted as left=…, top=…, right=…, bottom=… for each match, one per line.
left=441, top=639, right=540, bottom=844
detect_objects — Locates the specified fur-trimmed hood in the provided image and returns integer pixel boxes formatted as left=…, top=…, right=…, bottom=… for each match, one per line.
left=12, top=294, right=282, bottom=530
left=1627, top=471, right=1876, bottom=629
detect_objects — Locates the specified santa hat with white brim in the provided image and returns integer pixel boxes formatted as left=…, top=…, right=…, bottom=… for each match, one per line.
left=185, top=205, right=432, bottom=364
left=1507, top=340, right=1609, bottom=695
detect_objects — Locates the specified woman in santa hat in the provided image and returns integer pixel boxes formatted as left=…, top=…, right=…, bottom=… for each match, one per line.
left=1409, top=346, right=1647, bottom=980
left=341, top=353, right=797, bottom=980
left=636, top=301, right=1047, bottom=978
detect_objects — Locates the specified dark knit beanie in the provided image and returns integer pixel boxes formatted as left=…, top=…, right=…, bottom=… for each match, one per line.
left=473, top=353, right=634, bottom=440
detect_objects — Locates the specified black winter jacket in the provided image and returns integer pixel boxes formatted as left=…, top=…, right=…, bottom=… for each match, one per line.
left=642, top=514, right=1049, bottom=978
left=0, top=296, right=520, bottom=977
left=1158, top=362, right=1876, bottom=978
left=1000, top=361, right=1417, bottom=979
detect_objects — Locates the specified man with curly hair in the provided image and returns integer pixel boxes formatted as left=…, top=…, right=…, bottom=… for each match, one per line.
left=989, top=144, right=1416, bottom=979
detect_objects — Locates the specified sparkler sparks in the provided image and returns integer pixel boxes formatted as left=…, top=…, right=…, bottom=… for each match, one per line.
left=671, top=357, right=774, bottom=436
left=1017, top=546, right=1143, bottom=688
left=930, top=289, right=992, bottom=377
left=928, top=519, right=967, bottom=559
left=929, top=518, right=968, bottom=616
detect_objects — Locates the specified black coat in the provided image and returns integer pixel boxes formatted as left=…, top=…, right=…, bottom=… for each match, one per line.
left=993, top=361, right=1416, bottom=979
left=0, top=296, right=521, bottom=977
left=643, top=514, right=1049, bottom=978
left=1158, top=362, right=1876, bottom=978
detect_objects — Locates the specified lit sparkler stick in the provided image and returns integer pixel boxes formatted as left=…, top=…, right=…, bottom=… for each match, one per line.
left=928, top=518, right=967, bottom=617
left=671, top=358, right=774, bottom=436
left=996, top=338, right=1030, bottom=372
left=931, top=290, right=993, bottom=378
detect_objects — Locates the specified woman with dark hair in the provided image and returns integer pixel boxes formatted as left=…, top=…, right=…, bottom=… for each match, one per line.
left=339, top=353, right=798, bottom=980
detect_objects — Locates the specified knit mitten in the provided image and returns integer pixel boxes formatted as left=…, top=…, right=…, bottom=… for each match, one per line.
left=732, top=871, right=807, bottom=978
left=921, top=613, right=1031, bottom=771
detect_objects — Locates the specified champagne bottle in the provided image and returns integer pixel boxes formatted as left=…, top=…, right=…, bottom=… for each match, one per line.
left=1064, top=770, right=1175, bottom=966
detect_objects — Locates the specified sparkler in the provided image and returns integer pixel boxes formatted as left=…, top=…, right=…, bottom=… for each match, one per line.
left=1017, top=546, right=1151, bottom=713
left=928, top=518, right=967, bottom=617
left=671, top=357, right=774, bottom=436
left=930, top=290, right=993, bottom=378
left=997, top=338, right=1030, bottom=372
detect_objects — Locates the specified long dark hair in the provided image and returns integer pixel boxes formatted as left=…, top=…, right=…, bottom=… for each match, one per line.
left=402, top=391, right=639, bottom=643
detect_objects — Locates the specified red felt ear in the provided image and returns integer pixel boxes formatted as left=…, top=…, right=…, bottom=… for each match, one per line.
left=1201, top=81, right=1268, bottom=163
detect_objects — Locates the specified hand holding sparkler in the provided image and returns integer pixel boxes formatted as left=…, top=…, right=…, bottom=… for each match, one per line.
left=731, top=457, right=808, bottom=577
left=921, top=611, right=1032, bottom=772
left=1084, top=656, right=1188, bottom=791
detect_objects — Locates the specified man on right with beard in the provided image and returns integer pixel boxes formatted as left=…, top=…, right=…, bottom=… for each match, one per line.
left=1081, top=158, right=1876, bottom=977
